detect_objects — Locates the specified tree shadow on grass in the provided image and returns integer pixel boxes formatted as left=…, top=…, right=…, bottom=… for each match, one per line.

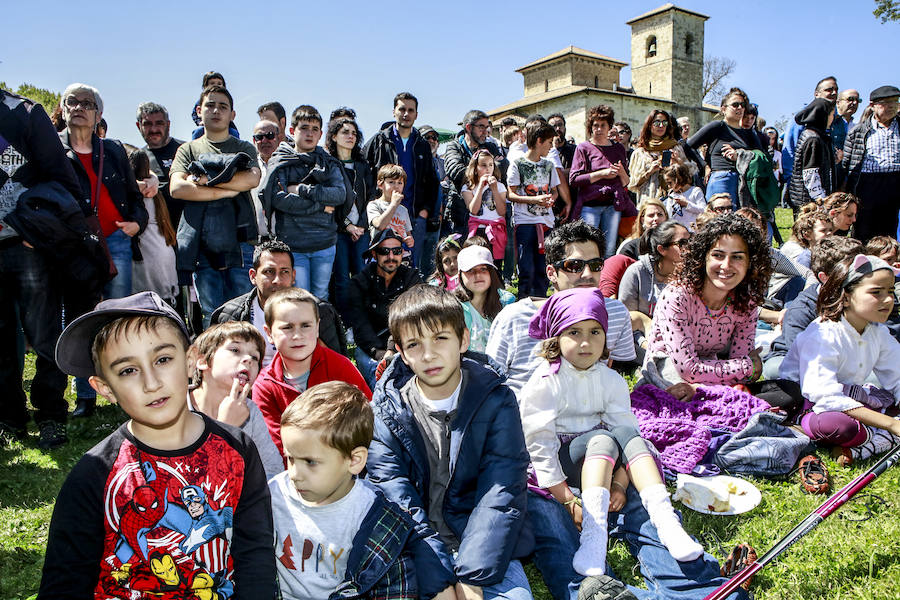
left=0, top=545, right=42, bottom=599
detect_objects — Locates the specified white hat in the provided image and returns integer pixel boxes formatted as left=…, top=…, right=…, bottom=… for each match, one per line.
left=457, top=245, right=495, bottom=273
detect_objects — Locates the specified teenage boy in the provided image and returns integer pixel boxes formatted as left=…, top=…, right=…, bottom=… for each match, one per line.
left=187, top=321, right=284, bottom=478
left=260, top=105, right=346, bottom=300
left=367, top=285, right=534, bottom=600
left=270, top=381, right=456, bottom=599
left=40, top=291, right=274, bottom=599
left=253, top=287, right=370, bottom=457
left=507, top=120, right=560, bottom=299
left=367, top=164, right=415, bottom=248
left=170, top=85, right=260, bottom=327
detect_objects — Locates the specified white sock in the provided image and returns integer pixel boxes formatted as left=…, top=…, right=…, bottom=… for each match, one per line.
left=572, top=487, right=610, bottom=576
left=640, top=483, right=703, bottom=562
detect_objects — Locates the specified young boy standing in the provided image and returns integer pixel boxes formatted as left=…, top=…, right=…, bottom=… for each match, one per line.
left=270, top=381, right=456, bottom=599
left=253, top=287, right=370, bottom=457
left=507, top=121, right=560, bottom=299
left=39, top=292, right=274, bottom=599
left=188, top=321, right=284, bottom=478
left=367, top=164, right=416, bottom=250
left=260, top=105, right=347, bottom=300
left=367, top=285, right=534, bottom=600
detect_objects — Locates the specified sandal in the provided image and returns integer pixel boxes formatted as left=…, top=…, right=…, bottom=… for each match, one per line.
left=720, top=543, right=758, bottom=590
left=798, top=455, right=830, bottom=494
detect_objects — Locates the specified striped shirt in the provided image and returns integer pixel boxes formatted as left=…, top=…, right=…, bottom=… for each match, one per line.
left=862, top=117, right=900, bottom=173
left=486, top=295, right=636, bottom=396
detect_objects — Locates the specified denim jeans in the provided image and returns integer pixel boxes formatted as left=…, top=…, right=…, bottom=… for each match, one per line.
left=354, top=346, right=379, bottom=392
left=240, top=242, right=256, bottom=271
left=333, top=231, right=369, bottom=321
left=580, top=205, right=621, bottom=259
left=706, top=171, right=739, bottom=209
left=194, top=253, right=252, bottom=328
left=450, top=554, right=532, bottom=600
left=293, top=246, right=336, bottom=300
left=527, top=487, right=748, bottom=600
left=0, top=243, right=68, bottom=426
left=104, top=229, right=133, bottom=299
left=515, top=224, right=549, bottom=299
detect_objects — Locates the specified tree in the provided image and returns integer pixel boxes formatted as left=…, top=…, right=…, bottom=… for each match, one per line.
left=874, top=0, right=900, bottom=22
left=702, top=56, right=736, bottom=105
left=0, top=82, right=61, bottom=111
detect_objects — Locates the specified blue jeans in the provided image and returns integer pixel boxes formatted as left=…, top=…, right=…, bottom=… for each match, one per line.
left=194, top=254, right=252, bottom=328
left=333, top=231, right=369, bottom=321
left=515, top=224, right=549, bottom=299
left=527, top=487, right=748, bottom=600
left=580, top=205, right=621, bottom=259
left=0, top=243, right=68, bottom=426
left=293, top=246, right=336, bottom=300
left=706, top=171, right=739, bottom=209
left=450, top=555, right=532, bottom=600
left=104, top=229, right=133, bottom=299
left=240, top=242, right=256, bottom=270
left=354, top=346, right=379, bottom=391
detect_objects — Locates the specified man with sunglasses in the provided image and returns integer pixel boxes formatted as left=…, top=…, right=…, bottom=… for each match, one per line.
left=346, top=229, right=422, bottom=389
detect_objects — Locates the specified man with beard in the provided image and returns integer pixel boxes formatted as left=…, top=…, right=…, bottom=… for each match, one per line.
left=136, top=102, right=185, bottom=224
left=346, top=229, right=422, bottom=389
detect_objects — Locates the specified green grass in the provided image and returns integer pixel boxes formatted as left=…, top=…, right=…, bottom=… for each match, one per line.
left=6, top=281, right=900, bottom=599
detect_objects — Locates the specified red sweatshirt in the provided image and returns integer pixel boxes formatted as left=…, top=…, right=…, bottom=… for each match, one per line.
left=253, top=341, right=372, bottom=459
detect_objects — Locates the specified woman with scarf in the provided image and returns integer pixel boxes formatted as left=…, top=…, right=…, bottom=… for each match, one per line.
left=628, top=109, right=695, bottom=207
left=788, top=98, right=836, bottom=212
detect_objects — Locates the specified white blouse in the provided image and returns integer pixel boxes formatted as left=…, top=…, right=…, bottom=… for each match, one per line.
left=780, top=316, right=900, bottom=414
left=519, top=358, right=638, bottom=488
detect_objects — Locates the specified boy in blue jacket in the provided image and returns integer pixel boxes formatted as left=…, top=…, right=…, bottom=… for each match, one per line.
left=367, top=285, right=534, bottom=600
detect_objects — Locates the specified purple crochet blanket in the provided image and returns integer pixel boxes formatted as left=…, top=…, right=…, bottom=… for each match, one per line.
left=630, top=384, right=771, bottom=474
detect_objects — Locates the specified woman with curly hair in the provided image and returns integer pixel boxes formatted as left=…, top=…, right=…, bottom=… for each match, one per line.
left=628, top=109, right=695, bottom=207
left=641, top=214, right=803, bottom=412
left=821, top=192, right=859, bottom=237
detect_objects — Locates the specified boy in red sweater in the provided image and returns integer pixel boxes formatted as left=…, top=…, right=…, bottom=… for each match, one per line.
left=253, top=287, right=371, bottom=456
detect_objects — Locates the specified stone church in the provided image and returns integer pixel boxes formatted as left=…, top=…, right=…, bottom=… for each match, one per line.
left=488, top=3, right=718, bottom=142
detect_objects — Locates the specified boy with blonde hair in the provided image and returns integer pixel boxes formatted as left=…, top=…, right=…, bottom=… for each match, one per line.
left=40, top=292, right=274, bottom=599
left=270, top=381, right=456, bottom=599
left=367, top=164, right=415, bottom=249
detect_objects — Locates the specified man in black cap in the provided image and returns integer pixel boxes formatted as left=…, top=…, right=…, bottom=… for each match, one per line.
left=346, top=229, right=422, bottom=389
left=841, top=85, right=900, bottom=241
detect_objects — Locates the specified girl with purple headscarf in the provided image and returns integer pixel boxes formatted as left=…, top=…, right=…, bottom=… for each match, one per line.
left=518, top=288, right=702, bottom=577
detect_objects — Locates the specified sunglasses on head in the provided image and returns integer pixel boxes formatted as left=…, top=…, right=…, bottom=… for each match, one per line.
left=253, top=131, right=276, bottom=141
left=376, top=246, right=403, bottom=256
left=554, top=258, right=603, bottom=273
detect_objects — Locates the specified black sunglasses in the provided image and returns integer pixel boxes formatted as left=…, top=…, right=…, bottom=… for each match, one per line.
left=667, top=238, right=691, bottom=248
left=424, top=134, right=439, bottom=142
left=253, top=132, right=276, bottom=141
left=375, top=247, right=403, bottom=256
left=554, top=258, right=603, bottom=273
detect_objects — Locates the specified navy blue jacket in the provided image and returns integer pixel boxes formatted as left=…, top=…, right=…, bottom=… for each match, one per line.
left=366, top=356, right=533, bottom=587
left=769, top=284, right=819, bottom=358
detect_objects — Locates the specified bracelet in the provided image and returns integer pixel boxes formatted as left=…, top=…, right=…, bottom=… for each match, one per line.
left=563, top=497, right=582, bottom=507
left=611, top=481, right=627, bottom=493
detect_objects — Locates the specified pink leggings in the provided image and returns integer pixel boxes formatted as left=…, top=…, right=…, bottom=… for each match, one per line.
left=800, top=411, right=869, bottom=447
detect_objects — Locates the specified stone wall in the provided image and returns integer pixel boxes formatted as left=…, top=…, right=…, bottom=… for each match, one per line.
left=630, top=13, right=674, bottom=101
left=523, top=62, right=573, bottom=96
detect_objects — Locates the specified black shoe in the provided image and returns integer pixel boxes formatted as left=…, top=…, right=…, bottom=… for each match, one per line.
left=578, top=575, right=638, bottom=600
left=0, top=421, right=27, bottom=444
left=37, top=420, right=68, bottom=450
left=73, top=397, right=96, bottom=418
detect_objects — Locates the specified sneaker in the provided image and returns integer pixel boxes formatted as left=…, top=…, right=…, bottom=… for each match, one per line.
left=578, top=575, right=638, bottom=600
left=37, top=420, right=68, bottom=450
left=0, top=421, right=27, bottom=444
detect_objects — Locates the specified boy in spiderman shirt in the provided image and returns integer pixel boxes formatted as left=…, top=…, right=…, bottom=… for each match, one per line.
left=38, top=292, right=274, bottom=600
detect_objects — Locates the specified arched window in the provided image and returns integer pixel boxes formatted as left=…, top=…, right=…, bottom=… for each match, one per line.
left=685, top=33, right=694, bottom=56
left=594, top=76, right=599, bottom=88
left=646, top=35, right=657, bottom=58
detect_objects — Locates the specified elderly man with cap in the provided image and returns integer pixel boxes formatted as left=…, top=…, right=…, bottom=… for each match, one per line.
left=346, top=229, right=423, bottom=388
left=841, top=85, right=900, bottom=241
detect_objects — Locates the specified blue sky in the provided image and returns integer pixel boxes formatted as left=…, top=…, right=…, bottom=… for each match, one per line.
left=4, top=0, right=896, bottom=146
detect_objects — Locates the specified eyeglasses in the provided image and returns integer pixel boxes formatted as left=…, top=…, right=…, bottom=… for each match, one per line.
left=65, top=96, right=97, bottom=111
left=728, top=102, right=746, bottom=109
left=252, top=131, right=276, bottom=141
left=652, top=120, right=669, bottom=127
left=711, top=205, right=732, bottom=213
left=554, top=258, right=603, bottom=273
left=667, top=238, right=691, bottom=248
left=375, top=246, right=403, bottom=256
left=424, top=134, right=438, bottom=142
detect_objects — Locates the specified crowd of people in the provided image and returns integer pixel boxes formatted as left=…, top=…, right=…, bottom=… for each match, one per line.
left=1, top=71, right=899, bottom=600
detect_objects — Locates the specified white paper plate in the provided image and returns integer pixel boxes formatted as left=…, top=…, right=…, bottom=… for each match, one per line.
left=676, top=475, right=761, bottom=515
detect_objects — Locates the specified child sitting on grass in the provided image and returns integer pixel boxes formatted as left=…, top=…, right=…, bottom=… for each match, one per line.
left=519, top=287, right=702, bottom=576
left=270, top=381, right=456, bottom=599
left=188, top=321, right=284, bottom=478
left=41, top=292, right=274, bottom=599
left=253, top=287, right=370, bottom=458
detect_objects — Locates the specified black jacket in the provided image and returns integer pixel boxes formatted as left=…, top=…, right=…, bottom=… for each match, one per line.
left=346, top=262, right=422, bottom=357
left=335, top=158, right=374, bottom=231
left=210, top=288, right=348, bottom=357
left=58, top=131, right=148, bottom=234
left=788, top=100, right=835, bottom=209
left=362, top=125, right=437, bottom=217
left=841, top=115, right=900, bottom=193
